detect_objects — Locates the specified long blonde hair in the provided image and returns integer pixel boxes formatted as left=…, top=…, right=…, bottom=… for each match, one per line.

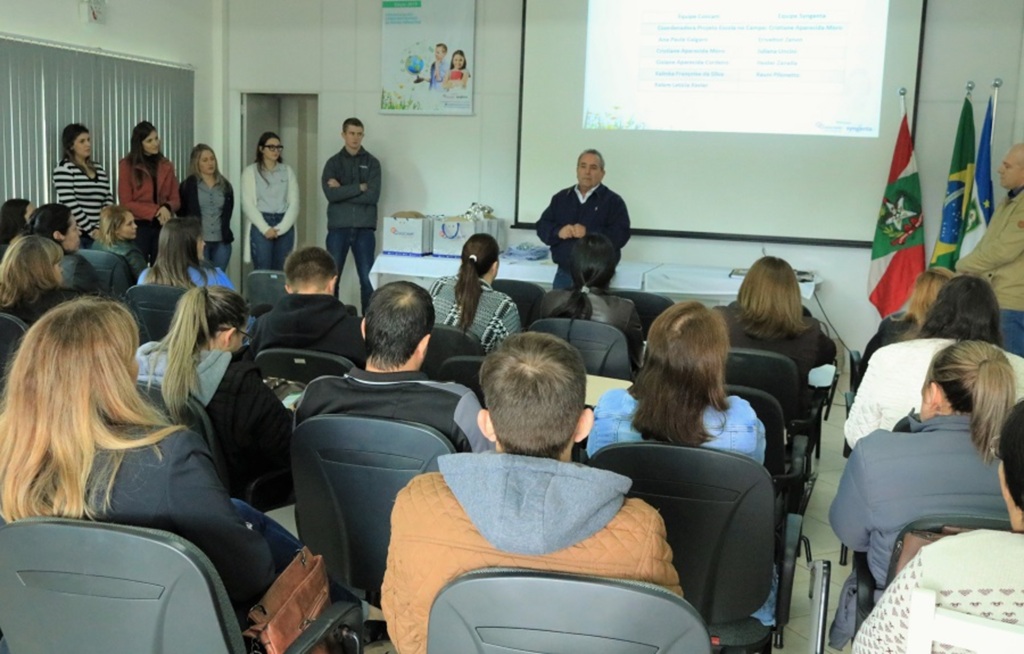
left=900, top=267, right=954, bottom=327
left=0, top=236, right=63, bottom=308
left=926, top=340, right=1015, bottom=464
left=146, top=217, right=204, bottom=288
left=145, top=286, right=248, bottom=422
left=96, top=205, right=133, bottom=247
left=0, top=298, right=178, bottom=521
left=736, top=256, right=808, bottom=340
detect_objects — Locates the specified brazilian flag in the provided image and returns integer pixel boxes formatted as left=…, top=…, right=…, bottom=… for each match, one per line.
left=930, top=97, right=975, bottom=269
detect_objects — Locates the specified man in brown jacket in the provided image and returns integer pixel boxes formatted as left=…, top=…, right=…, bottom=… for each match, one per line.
left=381, top=332, right=680, bottom=654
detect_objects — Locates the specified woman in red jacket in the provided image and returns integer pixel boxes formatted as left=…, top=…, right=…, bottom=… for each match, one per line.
left=118, top=121, right=180, bottom=264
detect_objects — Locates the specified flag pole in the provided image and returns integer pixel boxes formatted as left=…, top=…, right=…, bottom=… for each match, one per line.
left=991, top=78, right=1002, bottom=149
left=966, top=80, right=975, bottom=98
left=898, top=86, right=907, bottom=116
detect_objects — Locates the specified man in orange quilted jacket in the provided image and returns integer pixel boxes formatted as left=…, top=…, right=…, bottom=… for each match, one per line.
left=381, top=332, right=681, bottom=654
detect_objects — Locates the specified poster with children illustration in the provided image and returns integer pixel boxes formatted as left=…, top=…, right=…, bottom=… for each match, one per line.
left=380, top=0, right=476, bottom=115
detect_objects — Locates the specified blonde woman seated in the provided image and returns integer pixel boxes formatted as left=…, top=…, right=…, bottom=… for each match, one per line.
left=854, top=400, right=1024, bottom=654
left=92, top=204, right=148, bottom=279
left=715, top=256, right=835, bottom=406
left=429, top=233, right=520, bottom=353
left=138, top=216, right=233, bottom=289
left=588, top=301, right=765, bottom=462
left=0, top=236, right=79, bottom=325
left=0, top=298, right=276, bottom=614
left=860, top=267, right=954, bottom=369
left=828, top=340, right=1015, bottom=648
left=136, top=286, right=291, bottom=497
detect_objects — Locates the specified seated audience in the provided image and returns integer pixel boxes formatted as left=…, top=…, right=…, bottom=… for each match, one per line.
left=537, top=233, right=643, bottom=371
left=828, top=340, right=1014, bottom=648
left=588, top=301, right=765, bottom=463
left=861, top=267, right=954, bottom=370
left=429, top=233, right=520, bottom=353
left=247, top=246, right=366, bottom=366
left=853, top=400, right=1024, bottom=654
left=295, top=281, right=489, bottom=453
left=136, top=286, right=292, bottom=497
left=92, top=204, right=148, bottom=279
left=0, top=236, right=80, bottom=325
left=138, top=216, right=233, bottom=289
left=0, top=198, right=32, bottom=246
left=0, top=298, right=276, bottom=615
left=845, top=275, right=1024, bottom=448
left=27, top=203, right=100, bottom=294
left=715, top=256, right=835, bottom=407
left=381, top=332, right=681, bottom=654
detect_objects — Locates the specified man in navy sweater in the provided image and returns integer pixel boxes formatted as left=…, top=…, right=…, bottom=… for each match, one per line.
left=535, top=149, right=631, bottom=289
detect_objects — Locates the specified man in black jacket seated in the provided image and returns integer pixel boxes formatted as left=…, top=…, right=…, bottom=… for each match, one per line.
left=295, top=281, right=491, bottom=453
left=247, top=246, right=366, bottom=367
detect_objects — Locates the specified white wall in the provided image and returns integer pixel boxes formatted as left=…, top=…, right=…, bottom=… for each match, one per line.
left=0, top=0, right=225, bottom=155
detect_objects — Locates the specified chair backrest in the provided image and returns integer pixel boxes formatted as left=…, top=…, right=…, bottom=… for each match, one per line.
left=0, top=312, right=27, bottom=389
left=136, top=380, right=231, bottom=489
left=886, top=514, right=1012, bottom=586
left=428, top=568, right=712, bottom=654
left=906, top=587, right=1024, bottom=654
left=848, top=349, right=864, bottom=393
left=491, top=279, right=545, bottom=329
left=255, top=348, right=354, bottom=385
left=245, top=270, right=288, bottom=308
left=529, top=317, right=632, bottom=381
left=125, top=284, right=187, bottom=343
left=78, top=248, right=134, bottom=297
left=726, top=348, right=802, bottom=424
left=611, top=290, right=674, bottom=339
left=588, top=442, right=775, bottom=624
left=422, top=324, right=484, bottom=380
left=291, top=414, right=456, bottom=592
left=436, top=355, right=486, bottom=406
left=726, top=384, right=786, bottom=476
left=0, top=518, right=244, bottom=654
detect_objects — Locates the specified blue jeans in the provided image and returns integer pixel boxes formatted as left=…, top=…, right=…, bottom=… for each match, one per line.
left=204, top=242, right=232, bottom=272
left=1002, top=309, right=1024, bottom=358
left=251, top=213, right=294, bottom=271
left=327, top=227, right=376, bottom=314
left=552, top=267, right=574, bottom=290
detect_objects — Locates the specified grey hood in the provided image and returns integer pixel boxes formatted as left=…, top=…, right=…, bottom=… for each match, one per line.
left=136, top=342, right=231, bottom=406
left=438, top=453, right=632, bottom=556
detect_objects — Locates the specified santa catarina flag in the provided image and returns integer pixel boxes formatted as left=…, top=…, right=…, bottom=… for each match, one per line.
left=869, top=111, right=925, bottom=317
left=961, top=96, right=995, bottom=258
left=930, top=97, right=976, bottom=269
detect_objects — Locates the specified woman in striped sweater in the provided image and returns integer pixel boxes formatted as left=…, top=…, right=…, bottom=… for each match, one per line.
left=52, top=123, right=113, bottom=249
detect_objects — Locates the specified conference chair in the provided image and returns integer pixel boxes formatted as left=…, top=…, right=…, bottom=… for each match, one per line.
left=529, top=317, right=632, bottom=381
left=291, top=415, right=456, bottom=599
left=848, top=349, right=864, bottom=394
left=491, top=278, right=545, bottom=329
left=0, top=313, right=27, bottom=391
left=726, top=347, right=827, bottom=458
left=436, top=355, right=486, bottom=406
left=427, top=568, right=712, bottom=654
left=589, top=442, right=801, bottom=650
left=0, top=518, right=362, bottom=654
left=612, top=290, right=674, bottom=339
left=78, top=248, right=134, bottom=297
left=421, top=324, right=484, bottom=380
left=255, top=348, right=354, bottom=385
left=125, top=284, right=187, bottom=343
left=245, top=270, right=288, bottom=308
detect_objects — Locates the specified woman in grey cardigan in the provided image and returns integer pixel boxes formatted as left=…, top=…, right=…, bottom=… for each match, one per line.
left=827, top=340, right=1016, bottom=647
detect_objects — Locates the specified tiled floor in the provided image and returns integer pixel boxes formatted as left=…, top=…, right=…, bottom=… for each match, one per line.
left=268, top=380, right=857, bottom=654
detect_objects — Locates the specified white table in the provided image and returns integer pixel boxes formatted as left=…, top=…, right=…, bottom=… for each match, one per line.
left=642, top=264, right=819, bottom=301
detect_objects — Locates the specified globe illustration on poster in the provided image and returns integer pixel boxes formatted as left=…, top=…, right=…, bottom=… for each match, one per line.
left=405, top=54, right=424, bottom=76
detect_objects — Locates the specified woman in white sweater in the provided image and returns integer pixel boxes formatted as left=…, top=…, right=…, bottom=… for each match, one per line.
left=845, top=275, right=1024, bottom=449
left=240, top=132, right=298, bottom=271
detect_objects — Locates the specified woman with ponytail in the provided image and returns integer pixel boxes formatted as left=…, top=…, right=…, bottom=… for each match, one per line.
left=538, top=233, right=643, bottom=371
left=136, top=285, right=291, bottom=497
left=828, top=340, right=1016, bottom=647
left=428, top=233, right=520, bottom=352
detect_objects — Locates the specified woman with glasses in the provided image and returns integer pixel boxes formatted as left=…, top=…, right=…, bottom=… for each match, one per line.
left=240, top=132, right=298, bottom=271
left=136, top=285, right=292, bottom=497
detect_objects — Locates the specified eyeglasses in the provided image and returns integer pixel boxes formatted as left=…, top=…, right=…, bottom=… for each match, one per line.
left=263, top=145, right=284, bottom=151
left=236, top=327, right=251, bottom=340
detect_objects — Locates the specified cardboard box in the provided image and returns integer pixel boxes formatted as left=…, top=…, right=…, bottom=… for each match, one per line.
left=432, top=216, right=504, bottom=258
left=382, top=212, right=432, bottom=256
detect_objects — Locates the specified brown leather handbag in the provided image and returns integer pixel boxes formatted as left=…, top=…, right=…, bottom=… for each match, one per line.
left=244, top=547, right=331, bottom=654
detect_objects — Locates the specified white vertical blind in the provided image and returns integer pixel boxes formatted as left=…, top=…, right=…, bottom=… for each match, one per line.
left=0, top=36, right=194, bottom=206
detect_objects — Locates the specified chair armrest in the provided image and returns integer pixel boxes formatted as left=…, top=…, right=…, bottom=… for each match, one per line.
left=284, top=600, right=363, bottom=654
left=775, top=435, right=811, bottom=515
left=775, top=513, right=803, bottom=630
left=244, top=468, right=294, bottom=512
left=853, top=551, right=876, bottom=634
